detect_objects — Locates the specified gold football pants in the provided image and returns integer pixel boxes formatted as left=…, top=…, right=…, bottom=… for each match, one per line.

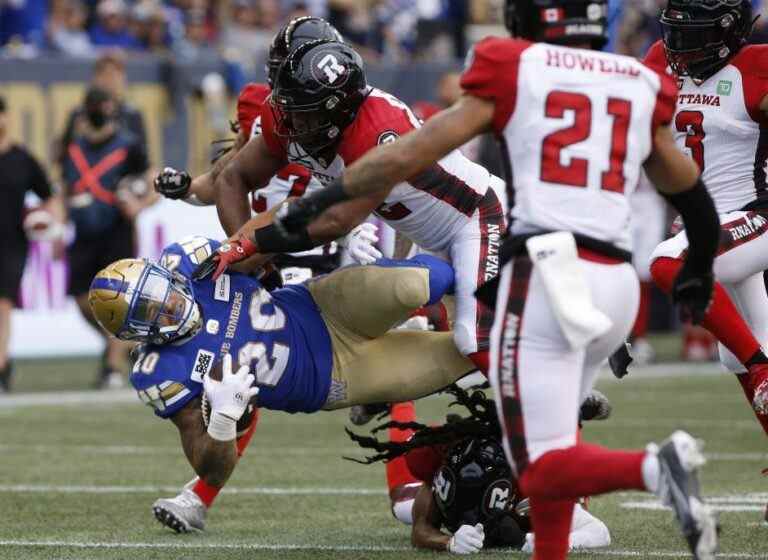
left=307, top=264, right=475, bottom=409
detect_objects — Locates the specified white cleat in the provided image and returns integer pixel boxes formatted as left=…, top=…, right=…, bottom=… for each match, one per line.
left=654, top=430, right=719, bottom=560
left=152, top=488, right=206, bottom=533
left=520, top=503, right=610, bottom=553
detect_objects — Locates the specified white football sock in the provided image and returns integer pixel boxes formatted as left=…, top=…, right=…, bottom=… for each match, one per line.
left=642, top=450, right=661, bottom=494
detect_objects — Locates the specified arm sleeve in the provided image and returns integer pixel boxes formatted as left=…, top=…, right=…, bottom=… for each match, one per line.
left=651, top=70, right=679, bottom=132
left=26, top=151, right=53, bottom=199
left=460, top=37, right=529, bottom=135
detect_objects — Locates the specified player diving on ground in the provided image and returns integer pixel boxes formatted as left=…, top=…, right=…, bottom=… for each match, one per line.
left=87, top=235, right=475, bottom=520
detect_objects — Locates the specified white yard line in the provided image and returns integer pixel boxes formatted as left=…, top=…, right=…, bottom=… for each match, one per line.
left=0, top=363, right=727, bottom=410
left=0, top=484, right=387, bottom=496
left=0, top=540, right=762, bottom=558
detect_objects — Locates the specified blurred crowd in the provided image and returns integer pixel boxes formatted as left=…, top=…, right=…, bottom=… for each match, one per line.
left=5, top=0, right=765, bottom=68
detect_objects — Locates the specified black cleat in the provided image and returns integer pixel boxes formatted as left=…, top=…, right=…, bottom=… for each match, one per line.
left=0, top=361, right=13, bottom=393
left=655, top=431, right=718, bottom=560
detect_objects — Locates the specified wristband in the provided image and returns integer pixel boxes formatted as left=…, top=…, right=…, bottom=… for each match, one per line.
left=253, top=224, right=316, bottom=254
left=207, top=410, right=237, bottom=442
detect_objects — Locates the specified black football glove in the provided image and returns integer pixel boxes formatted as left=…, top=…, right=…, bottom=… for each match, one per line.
left=154, top=167, right=192, bottom=200
left=671, top=263, right=714, bottom=325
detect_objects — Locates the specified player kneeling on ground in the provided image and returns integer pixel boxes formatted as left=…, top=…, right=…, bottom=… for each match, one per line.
left=88, top=236, right=475, bottom=530
left=347, top=386, right=611, bottom=554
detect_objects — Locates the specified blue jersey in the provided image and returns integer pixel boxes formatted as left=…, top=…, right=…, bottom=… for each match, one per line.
left=129, top=236, right=333, bottom=418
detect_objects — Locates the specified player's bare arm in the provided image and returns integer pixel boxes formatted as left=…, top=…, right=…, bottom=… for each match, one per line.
left=340, top=95, right=494, bottom=199
left=171, top=399, right=238, bottom=488
left=644, top=126, right=701, bottom=194
left=215, top=134, right=284, bottom=235
left=249, top=95, right=495, bottom=255
left=645, top=124, right=720, bottom=323
left=180, top=130, right=249, bottom=206
left=411, top=484, right=451, bottom=551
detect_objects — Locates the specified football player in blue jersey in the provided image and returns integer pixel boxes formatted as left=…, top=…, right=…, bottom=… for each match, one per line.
left=88, top=235, right=475, bottom=532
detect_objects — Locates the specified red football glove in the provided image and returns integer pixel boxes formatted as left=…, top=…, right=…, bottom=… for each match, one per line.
left=192, top=234, right=258, bottom=281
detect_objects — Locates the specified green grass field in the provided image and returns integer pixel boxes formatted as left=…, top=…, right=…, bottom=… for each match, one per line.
left=0, top=356, right=766, bottom=559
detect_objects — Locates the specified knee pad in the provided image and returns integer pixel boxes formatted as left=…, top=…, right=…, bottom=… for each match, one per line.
left=393, top=269, right=431, bottom=310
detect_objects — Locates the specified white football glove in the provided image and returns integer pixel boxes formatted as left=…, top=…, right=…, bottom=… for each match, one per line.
left=344, top=223, right=382, bottom=265
left=203, top=354, right=259, bottom=441
left=448, top=524, right=484, bottom=554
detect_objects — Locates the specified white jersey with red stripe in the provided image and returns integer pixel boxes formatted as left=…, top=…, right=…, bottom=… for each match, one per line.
left=462, top=38, right=677, bottom=252
left=645, top=41, right=768, bottom=214
left=260, top=87, right=498, bottom=254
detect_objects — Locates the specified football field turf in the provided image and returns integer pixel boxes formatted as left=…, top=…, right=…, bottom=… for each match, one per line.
left=1, top=356, right=766, bottom=559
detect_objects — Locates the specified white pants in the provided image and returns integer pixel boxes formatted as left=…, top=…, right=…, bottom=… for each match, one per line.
left=630, top=188, right=666, bottom=281
left=447, top=181, right=507, bottom=358
left=651, top=209, right=768, bottom=372
left=489, top=254, right=639, bottom=470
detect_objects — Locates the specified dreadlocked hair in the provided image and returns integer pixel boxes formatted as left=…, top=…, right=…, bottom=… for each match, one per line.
left=344, top=384, right=501, bottom=465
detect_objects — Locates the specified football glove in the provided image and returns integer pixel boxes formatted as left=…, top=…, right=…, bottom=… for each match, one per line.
left=192, top=234, right=257, bottom=281
left=671, top=263, right=714, bottom=325
left=448, top=524, right=484, bottom=554
left=154, top=167, right=192, bottom=200
left=343, top=223, right=382, bottom=265
left=203, top=354, right=259, bottom=442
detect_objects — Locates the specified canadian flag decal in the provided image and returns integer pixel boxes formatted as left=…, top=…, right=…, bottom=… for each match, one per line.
left=542, top=8, right=565, bottom=22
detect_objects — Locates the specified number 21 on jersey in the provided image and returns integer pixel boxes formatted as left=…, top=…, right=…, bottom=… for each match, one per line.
left=540, top=90, right=632, bottom=193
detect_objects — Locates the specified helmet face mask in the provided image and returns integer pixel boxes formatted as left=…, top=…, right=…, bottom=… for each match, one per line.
left=266, top=16, right=342, bottom=87
left=660, top=0, right=753, bottom=82
left=504, top=0, right=609, bottom=49
left=89, top=259, right=201, bottom=345
left=271, top=40, right=367, bottom=158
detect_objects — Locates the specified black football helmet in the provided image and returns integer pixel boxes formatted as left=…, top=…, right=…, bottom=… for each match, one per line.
left=266, top=16, right=343, bottom=87
left=660, top=0, right=754, bottom=83
left=504, top=0, right=609, bottom=49
left=432, top=437, right=526, bottom=548
left=270, top=39, right=368, bottom=157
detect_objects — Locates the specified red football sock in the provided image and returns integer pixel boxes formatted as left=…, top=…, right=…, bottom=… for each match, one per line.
left=386, top=402, right=420, bottom=492
left=520, top=443, right=646, bottom=500
left=468, top=351, right=489, bottom=375
left=192, top=410, right=260, bottom=509
left=192, top=478, right=220, bottom=508
left=736, top=374, right=768, bottom=435
left=631, top=282, right=652, bottom=339
left=651, top=257, right=760, bottom=366
left=236, top=409, right=260, bottom=457
left=529, top=498, right=575, bottom=560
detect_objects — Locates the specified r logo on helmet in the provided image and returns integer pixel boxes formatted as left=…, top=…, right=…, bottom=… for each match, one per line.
left=313, top=52, right=348, bottom=86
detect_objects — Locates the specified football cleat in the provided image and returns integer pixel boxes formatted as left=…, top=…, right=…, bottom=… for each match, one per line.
left=749, top=363, right=768, bottom=415
left=0, top=361, right=13, bottom=393
left=152, top=488, right=206, bottom=533
left=349, top=403, right=389, bottom=426
left=653, top=431, right=718, bottom=560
